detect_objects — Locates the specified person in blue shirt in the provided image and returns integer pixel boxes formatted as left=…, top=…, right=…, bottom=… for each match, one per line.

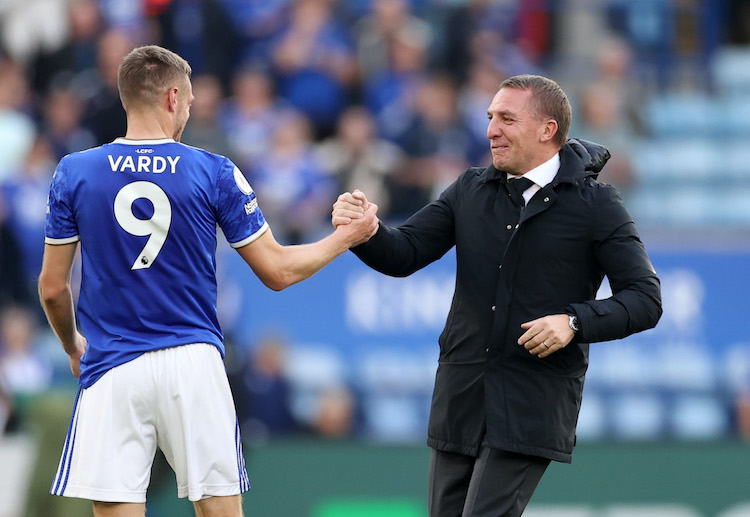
left=38, top=45, right=377, bottom=517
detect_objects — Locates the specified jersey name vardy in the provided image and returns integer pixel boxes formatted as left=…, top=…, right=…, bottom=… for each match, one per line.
left=108, top=154, right=181, bottom=174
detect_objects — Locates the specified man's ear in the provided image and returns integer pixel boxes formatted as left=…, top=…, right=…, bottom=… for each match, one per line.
left=167, top=87, right=179, bottom=112
left=540, top=119, right=558, bottom=144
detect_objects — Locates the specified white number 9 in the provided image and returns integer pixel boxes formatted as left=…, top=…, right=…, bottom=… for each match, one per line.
left=114, top=181, right=172, bottom=270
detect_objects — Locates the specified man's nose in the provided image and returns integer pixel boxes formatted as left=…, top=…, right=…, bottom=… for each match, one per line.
left=487, top=120, right=500, bottom=140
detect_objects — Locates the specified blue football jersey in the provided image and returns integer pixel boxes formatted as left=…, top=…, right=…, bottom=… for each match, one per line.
left=45, top=138, right=268, bottom=388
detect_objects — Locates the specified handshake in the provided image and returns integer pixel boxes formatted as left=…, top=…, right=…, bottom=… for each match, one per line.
left=331, top=189, right=379, bottom=248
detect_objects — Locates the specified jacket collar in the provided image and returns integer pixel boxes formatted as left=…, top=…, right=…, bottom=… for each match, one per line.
left=479, top=138, right=610, bottom=185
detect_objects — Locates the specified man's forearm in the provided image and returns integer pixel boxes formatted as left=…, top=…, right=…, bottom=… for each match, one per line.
left=40, top=285, right=79, bottom=355
left=273, top=230, right=353, bottom=289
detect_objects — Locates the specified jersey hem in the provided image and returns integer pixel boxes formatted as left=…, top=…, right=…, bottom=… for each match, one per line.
left=230, top=222, right=269, bottom=248
left=79, top=341, right=224, bottom=389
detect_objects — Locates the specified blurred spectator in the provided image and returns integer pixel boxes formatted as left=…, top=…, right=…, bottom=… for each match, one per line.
left=248, top=110, right=336, bottom=244
left=41, top=84, right=96, bottom=159
left=389, top=75, right=471, bottom=217
left=605, top=0, right=675, bottom=90
left=310, top=385, right=357, bottom=439
left=270, top=0, right=357, bottom=137
left=435, top=1, right=541, bottom=82
left=64, top=0, right=103, bottom=73
left=0, top=137, right=55, bottom=299
left=36, top=0, right=103, bottom=96
left=14, top=0, right=104, bottom=101
left=354, top=0, right=432, bottom=81
left=0, top=58, right=36, bottom=182
left=80, top=30, right=132, bottom=145
left=317, top=105, right=402, bottom=217
left=0, top=0, right=69, bottom=68
left=458, top=62, right=503, bottom=166
left=572, top=83, right=637, bottom=192
left=739, top=383, right=750, bottom=441
left=215, top=0, right=289, bottom=69
left=181, top=74, right=234, bottom=158
left=219, top=68, right=292, bottom=173
left=0, top=377, right=12, bottom=434
left=363, top=23, right=430, bottom=142
left=0, top=306, right=52, bottom=397
left=591, top=36, right=648, bottom=136
left=469, top=26, right=542, bottom=79
left=727, top=0, right=750, bottom=44
left=97, top=0, right=148, bottom=40
left=0, top=195, right=31, bottom=310
left=231, top=336, right=298, bottom=442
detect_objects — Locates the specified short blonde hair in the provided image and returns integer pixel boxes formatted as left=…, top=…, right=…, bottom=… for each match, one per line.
left=117, top=45, right=192, bottom=108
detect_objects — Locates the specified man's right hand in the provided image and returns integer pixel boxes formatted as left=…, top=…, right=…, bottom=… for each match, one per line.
left=336, top=201, right=379, bottom=247
left=69, top=333, right=87, bottom=378
left=332, top=189, right=370, bottom=227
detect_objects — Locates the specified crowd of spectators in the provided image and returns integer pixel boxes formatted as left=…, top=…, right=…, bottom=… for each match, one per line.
left=0, top=0, right=748, bottom=442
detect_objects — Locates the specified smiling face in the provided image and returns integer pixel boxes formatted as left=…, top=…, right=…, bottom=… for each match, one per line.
left=486, top=87, right=556, bottom=175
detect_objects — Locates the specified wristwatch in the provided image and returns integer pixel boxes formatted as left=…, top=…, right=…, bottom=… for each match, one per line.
left=568, top=314, right=579, bottom=333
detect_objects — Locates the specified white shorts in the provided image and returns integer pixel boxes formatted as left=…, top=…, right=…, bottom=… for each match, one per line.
left=51, top=343, right=250, bottom=503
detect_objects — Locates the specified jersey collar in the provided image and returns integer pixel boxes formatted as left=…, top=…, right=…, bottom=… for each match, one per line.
left=112, top=138, right=176, bottom=145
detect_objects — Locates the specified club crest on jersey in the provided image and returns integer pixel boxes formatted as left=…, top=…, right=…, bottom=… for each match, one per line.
left=108, top=154, right=180, bottom=174
left=233, top=166, right=254, bottom=195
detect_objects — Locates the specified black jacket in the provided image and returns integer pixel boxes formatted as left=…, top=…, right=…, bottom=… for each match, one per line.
left=352, top=139, right=662, bottom=462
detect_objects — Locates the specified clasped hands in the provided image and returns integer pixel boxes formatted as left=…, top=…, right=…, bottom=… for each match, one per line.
left=332, top=189, right=379, bottom=247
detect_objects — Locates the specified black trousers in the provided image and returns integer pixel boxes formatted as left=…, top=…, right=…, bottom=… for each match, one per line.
left=428, top=440, right=551, bottom=517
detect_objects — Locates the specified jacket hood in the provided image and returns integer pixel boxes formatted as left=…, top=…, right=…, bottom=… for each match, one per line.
left=565, top=138, right=610, bottom=179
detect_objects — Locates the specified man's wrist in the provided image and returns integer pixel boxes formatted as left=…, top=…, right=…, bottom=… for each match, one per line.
left=568, top=314, right=579, bottom=333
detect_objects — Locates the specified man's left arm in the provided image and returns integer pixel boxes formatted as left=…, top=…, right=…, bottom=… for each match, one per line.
left=567, top=185, right=663, bottom=343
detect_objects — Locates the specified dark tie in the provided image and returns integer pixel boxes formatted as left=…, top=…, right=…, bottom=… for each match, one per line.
left=508, top=177, right=535, bottom=206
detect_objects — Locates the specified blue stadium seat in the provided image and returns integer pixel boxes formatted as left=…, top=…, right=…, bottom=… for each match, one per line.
left=717, top=95, right=750, bottom=136
left=712, top=47, right=750, bottom=95
left=632, top=140, right=719, bottom=183
left=645, top=93, right=720, bottom=138
left=722, top=139, right=750, bottom=180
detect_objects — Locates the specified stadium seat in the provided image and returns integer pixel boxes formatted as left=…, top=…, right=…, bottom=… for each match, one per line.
left=645, top=93, right=720, bottom=138
left=712, top=47, right=750, bottom=95
left=717, top=95, right=750, bottom=136
left=631, top=139, right=719, bottom=183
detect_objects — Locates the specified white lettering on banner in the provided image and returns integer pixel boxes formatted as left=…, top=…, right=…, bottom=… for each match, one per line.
left=345, top=272, right=454, bottom=333
left=108, top=155, right=180, bottom=174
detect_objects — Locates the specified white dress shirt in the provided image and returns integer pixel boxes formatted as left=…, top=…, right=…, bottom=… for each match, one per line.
left=507, top=153, right=561, bottom=204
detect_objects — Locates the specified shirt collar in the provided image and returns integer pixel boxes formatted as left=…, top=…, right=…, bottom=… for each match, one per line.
left=112, top=138, right=176, bottom=145
left=506, top=152, right=560, bottom=188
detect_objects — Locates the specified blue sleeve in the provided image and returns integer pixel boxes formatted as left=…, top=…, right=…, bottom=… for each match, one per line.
left=45, top=158, right=79, bottom=244
left=214, top=159, right=268, bottom=248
